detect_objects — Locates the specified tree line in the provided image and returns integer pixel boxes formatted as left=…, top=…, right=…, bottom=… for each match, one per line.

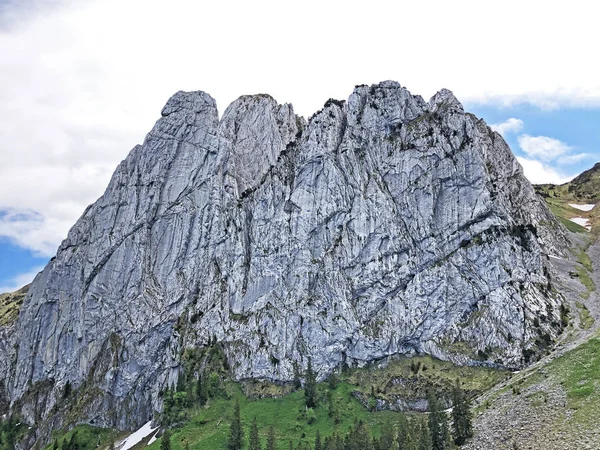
left=226, top=358, right=472, bottom=450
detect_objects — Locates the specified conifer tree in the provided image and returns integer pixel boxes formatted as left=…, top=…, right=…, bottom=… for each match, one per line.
left=249, top=417, right=262, bottom=450
left=378, top=420, right=397, bottom=450
left=327, top=372, right=339, bottom=390
left=266, top=425, right=276, bottom=450
left=346, top=419, right=373, bottom=450
left=63, top=380, right=72, bottom=399
left=330, top=432, right=344, bottom=450
left=427, top=391, right=450, bottom=450
left=162, top=386, right=174, bottom=426
left=160, top=430, right=171, bottom=450
left=327, top=391, right=334, bottom=417
left=451, top=380, right=473, bottom=446
left=4, top=416, right=16, bottom=450
left=418, top=418, right=432, bottom=450
left=397, top=412, right=410, bottom=450
left=314, top=430, right=322, bottom=450
left=196, top=374, right=208, bottom=406
left=228, top=399, right=243, bottom=450
left=293, top=361, right=302, bottom=390
left=176, top=373, right=186, bottom=392
left=304, top=357, right=317, bottom=409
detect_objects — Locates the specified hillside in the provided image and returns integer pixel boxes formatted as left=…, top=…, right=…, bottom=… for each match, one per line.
left=0, top=285, right=28, bottom=327
left=534, top=162, right=600, bottom=234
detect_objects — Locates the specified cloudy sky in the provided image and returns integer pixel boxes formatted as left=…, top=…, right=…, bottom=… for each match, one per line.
left=1, top=0, right=599, bottom=291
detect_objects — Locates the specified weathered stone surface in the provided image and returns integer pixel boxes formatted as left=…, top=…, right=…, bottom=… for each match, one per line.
left=1, top=81, right=568, bottom=437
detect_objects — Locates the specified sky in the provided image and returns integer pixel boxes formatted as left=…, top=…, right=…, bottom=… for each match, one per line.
left=0, top=0, right=599, bottom=292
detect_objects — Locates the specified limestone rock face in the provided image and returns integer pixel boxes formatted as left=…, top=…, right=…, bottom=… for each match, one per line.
left=1, top=81, right=567, bottom=434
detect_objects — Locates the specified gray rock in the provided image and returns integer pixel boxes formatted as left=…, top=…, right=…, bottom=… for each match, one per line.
left=0, top=81, right=568, bottom=439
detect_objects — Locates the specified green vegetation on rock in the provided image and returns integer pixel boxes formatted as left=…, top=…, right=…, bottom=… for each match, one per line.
left=0, top=285, right=29, bottom=326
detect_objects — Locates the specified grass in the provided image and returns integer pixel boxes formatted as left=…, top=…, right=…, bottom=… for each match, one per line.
left=345, top=355, right=507, bottom=405
left=42, top=424, right=120, bottom=450
left=576, top=265, right=595, bottom=299
left=577, top=250, right=593, bottom=272
left=557, top=215, right=589, bottom=233
left=575, top=302, right=595, bottom=330
left=546, top=335, right=600, bottom=430
left=535, top=183, right=595, bottom=233
left=572, top=248, right=596, bottom=298
left=146, top=382, right=403, bottom=450
left=145, top=356, right=506, bottom=449
left=504, top=331, right=600, bottom=434
left=0, top=286, right=28, bottom=326
left=41, top=354, right=506, bottom=450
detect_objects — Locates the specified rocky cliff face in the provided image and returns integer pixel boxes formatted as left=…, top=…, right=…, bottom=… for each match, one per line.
left=0, top=81, right=568, bottom=438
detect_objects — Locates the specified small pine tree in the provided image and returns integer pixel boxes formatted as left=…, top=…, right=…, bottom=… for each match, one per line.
left=346, top=419, right=373, bottom=450
left=327, top=391, right=334, bottom=417
left=197, top=374, right=208, bottom=406
left=418, top=418, right=432, bottom=450
left=249, top=417, right=261, bottom=450
left=162, top=386, right=174, bottom=426
left=63, top=380, right=72, bottom=399
left=451, top=380, right=473, bottom=446
left=305, top=357, right=317, bottom=409
left=327, top=372, right=339, bottom=390
left=160, top=430, right=171, bottom=450
left=293, top=361, right=302, bottom=390
left=397, top=412, right=410, bottom=450
left=176, top=373, right=186, bottom=392
left=378, top=420, right=397, bottom=450
left=314, top=430, right=322, bottom=450
left=67, top=430, right=79, bottom=450
left=428, top=391, right=450, bottom=450
left=267, top=425, right=276, bottom=450
left=228, top=399, right=244, bottom=450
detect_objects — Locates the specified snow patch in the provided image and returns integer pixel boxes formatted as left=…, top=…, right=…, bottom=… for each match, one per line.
left=117, top=421, right=158, bottom=450
left=569, top=217, right=591, bottom=231
left=147, top=431, right=159, bottom=446
left=568, top=203, right=595, bottom=211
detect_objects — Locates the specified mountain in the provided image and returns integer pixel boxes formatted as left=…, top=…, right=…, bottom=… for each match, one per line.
left=567, top=162, right=600, bottom=202
left=0, top=81, right=569, bottom=446
left=534, top=162, right=600, bottom=234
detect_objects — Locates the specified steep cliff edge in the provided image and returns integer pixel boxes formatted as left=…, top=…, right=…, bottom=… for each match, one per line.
left=0, top=81, right=568, bottom=443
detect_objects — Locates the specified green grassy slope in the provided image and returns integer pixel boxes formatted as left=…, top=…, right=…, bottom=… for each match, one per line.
left=37, top=355, right=505, bottom=450
left=467, top=331, right=600, bottom=449
left=0, top=285, right=29, bottom=326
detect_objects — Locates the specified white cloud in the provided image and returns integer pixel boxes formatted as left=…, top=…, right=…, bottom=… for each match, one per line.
left=516, top=157, right=574, bottom=185
left=0, top=265, right=44, bottom=294
left=557, top=153, right=592, bottom=165
left=490, top=118, right=524, bottom=136
left=517, top=135, right=573, bottom=161
left=1, top=0, right=600, bottom=255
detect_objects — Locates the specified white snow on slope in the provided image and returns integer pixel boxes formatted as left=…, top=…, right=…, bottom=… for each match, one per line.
left=117, top=421, right=158, bottom=450
left=147, top=431, right=159, bottom=446
left=569, top=217, right=591, bottom=231
left=569, top=203, right=595, bottom=211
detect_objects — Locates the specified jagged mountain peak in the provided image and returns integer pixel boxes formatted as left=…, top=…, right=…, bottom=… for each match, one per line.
left=0, top=81, right=569, bottom=445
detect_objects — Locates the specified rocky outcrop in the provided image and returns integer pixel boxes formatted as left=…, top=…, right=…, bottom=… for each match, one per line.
left=1, top=81, right=568, bottom=438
